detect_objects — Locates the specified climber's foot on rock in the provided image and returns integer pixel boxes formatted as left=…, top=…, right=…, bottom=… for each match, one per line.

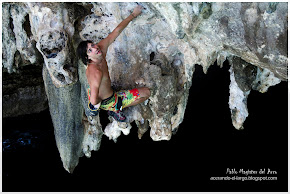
left=108, top=110, right=127, bottom=122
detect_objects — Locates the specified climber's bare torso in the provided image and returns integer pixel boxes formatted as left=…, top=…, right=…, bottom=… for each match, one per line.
left=86, top=42, right=113, bottom=104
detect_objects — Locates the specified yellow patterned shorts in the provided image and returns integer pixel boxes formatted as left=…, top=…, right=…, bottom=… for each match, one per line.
left=88, top=88, right=141, bottom=112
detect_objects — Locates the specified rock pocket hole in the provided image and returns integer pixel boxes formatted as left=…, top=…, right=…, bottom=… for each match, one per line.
left=150, top=52, right=155, bottom=61
left=9, top=16, right=15, bottom=35
left=23, top=14, right=32, bottom=38
left=173, top=106, right=178, bottom=115
left=57, top=73, right=65, bottom=82
left=63, top=63, right=72, bottom=71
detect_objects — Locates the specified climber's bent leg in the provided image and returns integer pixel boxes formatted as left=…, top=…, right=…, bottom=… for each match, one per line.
left=121, top=87, right=151, bottom=108
left=99, top=87, right=150, bottom=122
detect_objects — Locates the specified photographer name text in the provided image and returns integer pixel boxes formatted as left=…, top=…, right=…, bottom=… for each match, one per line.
left=226, top=168, right=277, bottom=176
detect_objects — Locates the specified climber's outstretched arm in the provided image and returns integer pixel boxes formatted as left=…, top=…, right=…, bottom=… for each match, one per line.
left=98, top=5, right=143, bottom=55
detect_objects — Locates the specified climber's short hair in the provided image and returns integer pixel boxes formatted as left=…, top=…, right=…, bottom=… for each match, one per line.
left=77, top=40, right=93, bottom=65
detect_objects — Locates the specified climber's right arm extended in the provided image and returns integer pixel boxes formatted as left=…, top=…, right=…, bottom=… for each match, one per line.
left=98, top=5, right=143, bottom=55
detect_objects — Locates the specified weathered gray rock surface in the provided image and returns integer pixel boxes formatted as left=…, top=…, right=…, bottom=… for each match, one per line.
left=2, top=2, right=287, bottom=173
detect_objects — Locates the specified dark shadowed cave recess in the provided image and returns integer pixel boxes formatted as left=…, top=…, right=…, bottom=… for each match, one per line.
left=2, top=60, right=288, bottom=192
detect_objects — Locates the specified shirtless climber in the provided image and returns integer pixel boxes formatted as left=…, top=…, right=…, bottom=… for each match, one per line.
left=77, top=5, right=151, bottom=122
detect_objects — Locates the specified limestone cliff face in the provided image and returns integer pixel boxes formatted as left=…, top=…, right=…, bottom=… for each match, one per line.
left=2, top=2, right=287, bottom=173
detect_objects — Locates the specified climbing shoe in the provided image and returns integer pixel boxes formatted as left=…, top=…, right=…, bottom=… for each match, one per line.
left=88, top=102, right=100, bottom=116
left=107, top=110, right=126, bottom=122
